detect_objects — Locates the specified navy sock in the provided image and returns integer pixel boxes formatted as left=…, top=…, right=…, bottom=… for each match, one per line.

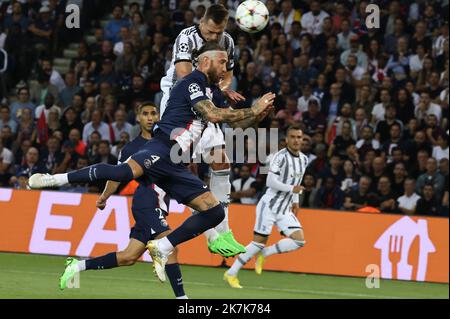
left=68, top=163, right=134, bottom=184
left=85, top=252, right=118, bottom=270
left=165, top=263, right=186, bottom=298
left=167, top=204, right=224, bottom=247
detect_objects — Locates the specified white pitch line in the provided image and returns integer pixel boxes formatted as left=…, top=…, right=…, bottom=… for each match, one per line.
left=0, top=269, right=409, bottom=299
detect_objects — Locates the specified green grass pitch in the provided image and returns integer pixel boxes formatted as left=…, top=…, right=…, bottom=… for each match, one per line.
left=0, top=252, right=447, bottom=299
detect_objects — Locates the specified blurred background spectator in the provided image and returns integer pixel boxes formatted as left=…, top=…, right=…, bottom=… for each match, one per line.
left=0, top=0, right=447, bottom=218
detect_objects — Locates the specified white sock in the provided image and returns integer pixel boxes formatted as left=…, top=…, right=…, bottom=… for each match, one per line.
left=157, top=237, right=174, bottom=255
left=227, top=241, right=264, bottom=276
left=262, top=238, right=305, bottom=258
left=77, top=260, right=86, bottom=272
left=210, top=169, right=231, bottom=234
left=54, top=173, right=69, bottom=186
left=176, top=295, right=189, bottom=299
left=215, top=206, right=229, bottom=234
left=204, top=228, right=219, bottom=242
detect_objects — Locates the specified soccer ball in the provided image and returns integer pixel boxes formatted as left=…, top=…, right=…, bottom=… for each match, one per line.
left=235, top=0, right=269, bottom=33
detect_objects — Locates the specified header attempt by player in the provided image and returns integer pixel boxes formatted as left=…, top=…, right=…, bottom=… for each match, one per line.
left=28, top=41, right=275, bottom=283
left=160, top=4, right=265, bottom=257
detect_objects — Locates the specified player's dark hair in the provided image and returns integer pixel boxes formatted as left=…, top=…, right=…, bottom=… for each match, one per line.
left=286, top=124, right=303, bottom=135
left=204, top=4, right=229, bottom=24
left=136, top=101, right=158, bottom=114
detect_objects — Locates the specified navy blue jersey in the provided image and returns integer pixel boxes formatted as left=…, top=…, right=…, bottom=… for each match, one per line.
left=155, top=70, right=211, bottom=152
left=118, top=134, right=169, bottom=211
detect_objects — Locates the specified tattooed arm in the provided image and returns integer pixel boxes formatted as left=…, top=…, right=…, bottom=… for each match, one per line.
left=193, top=92, right=275, bottom=125
left=228, top=105, right=274, bottom=129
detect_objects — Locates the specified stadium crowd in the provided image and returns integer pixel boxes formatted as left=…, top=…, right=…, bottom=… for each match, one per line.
left=0, top=0, right=448, bottom=216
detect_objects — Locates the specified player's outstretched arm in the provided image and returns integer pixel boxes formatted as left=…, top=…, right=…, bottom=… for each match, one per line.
left=96, top=180, right=120, bottom=210
left=194, top=92, right=275, bottom=124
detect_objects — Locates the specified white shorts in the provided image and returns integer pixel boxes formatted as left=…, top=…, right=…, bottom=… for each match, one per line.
left=160, top=90, right=226, bottom=160
left=254, top=195, right=302, bottom=237
left=160, top=89, right=170, bottom=116
left=193, top=122, right=226, bottom=160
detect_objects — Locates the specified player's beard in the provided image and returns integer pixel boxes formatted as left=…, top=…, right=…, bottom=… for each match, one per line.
left=207, top=64, right=221, bottom=85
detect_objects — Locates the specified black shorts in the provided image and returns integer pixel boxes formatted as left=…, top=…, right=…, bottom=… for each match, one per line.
left=129, top=206, right=171, bottom=244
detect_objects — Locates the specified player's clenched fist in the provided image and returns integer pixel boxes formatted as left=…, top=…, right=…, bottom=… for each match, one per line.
left=96, top=196, right=107, bottom=210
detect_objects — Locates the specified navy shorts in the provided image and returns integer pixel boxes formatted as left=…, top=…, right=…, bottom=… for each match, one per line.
left=130, top=134, right=210, bottom=205
left=129, top=205, right=170, bottom=244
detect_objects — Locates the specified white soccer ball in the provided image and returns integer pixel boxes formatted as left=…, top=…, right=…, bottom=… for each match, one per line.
left=235, top=0, right=269, bottom=33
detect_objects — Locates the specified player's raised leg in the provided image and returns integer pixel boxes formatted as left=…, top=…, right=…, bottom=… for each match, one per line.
left=224, top=198, right=273, bottom=288
left=256, top=217, right=305, bottom=275
left=28, top=159, right=141, bottom=189
left=206, top=147, right=246, bottom=255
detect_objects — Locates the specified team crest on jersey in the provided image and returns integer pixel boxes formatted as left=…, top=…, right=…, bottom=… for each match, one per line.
left=189, top=83, right=203, bottom=100
left=179, top=42, right=189, bottom=53
left=143, top=159, right=152, bottom=169
left=143, top=155, right=160, bottom=169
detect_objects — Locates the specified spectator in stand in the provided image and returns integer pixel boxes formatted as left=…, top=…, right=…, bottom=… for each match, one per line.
left=0, top=138, right=13, bottom=186
left=111, top=109, right=132, bottom=144
left=299, top=173, right=318, bottom=208
left=300, top=0, right=329, bottom=36
left=314, top=176, right=345, bottom=210
left=28, top=6, right=54, bottom=57
left=301, top=99, right=326, bottom=137
left=356, top=125, right=380, bottom=159
left=432, top=133, right=449, bottom=162
left=416, top=157, right=446, bottom=201
left=111, top=131, right=130, bottom=159
left=39, top=136, right=63, bottom=174
left=375, top=176, right=398, bottom=214
left=375, top=105, right=403, bottom=144
left=397, top=178, right=421, bottom=215
left=10, top=87, right=35, bottom=122
left=11, top=146, right=47, bottom=184
left=415, top=183, right=440, bottom=216
left=59, top=71, right=81, bottom=108
left=104, top=5, right=130, bottom=44
left=230, top=164, right=259, bottom=205
left=40, top=58, right=66, bottom=93
left=343, top=176, right=374, bottom=211
left=82, top=109, right=111, bottom=143
left=92, top=140, right=116, bottom=165
left=340, top=159, right=359, bottom=194
left=0, top=104, right=17, bottom=134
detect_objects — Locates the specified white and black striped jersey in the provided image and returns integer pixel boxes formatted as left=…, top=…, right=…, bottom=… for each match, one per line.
left=160, top=25, right=235, bottom=94
left=265, top=148, right=309, bottom=213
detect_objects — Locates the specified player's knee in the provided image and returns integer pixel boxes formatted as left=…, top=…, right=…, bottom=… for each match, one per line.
left=211, top=162, right=230, bottom=171
left=168, top=247, right=179, bottom=263
left=290, top=230, right=305, bottom=242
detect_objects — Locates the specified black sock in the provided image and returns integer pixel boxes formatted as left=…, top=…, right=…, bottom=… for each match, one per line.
left=85, top=252, right=118, bottom=270
left=167, top=204, right=224, bottom=247
left=68, top=163, right=134, bottom=184
left=165, top=263, right=186, bottom=298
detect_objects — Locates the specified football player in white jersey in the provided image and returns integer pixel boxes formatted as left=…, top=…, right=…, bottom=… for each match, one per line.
left=160, top=4, right=253, bottom=256
left=224, top=126, right=308, bottom=288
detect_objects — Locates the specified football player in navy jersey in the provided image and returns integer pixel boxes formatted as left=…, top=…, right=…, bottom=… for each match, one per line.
left=58, top=102, right=188, bottom=298
left=29, top=41, right=275, bottom=282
